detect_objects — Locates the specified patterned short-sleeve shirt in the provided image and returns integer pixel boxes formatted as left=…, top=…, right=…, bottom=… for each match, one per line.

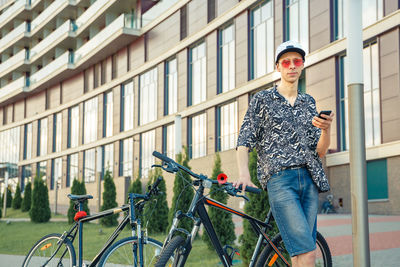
left=237, top=86, right=330, bottom=192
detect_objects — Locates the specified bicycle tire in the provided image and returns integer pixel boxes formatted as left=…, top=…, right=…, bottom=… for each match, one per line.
left=98, top=236, right=172, bottom=266
left=22, top=233, right=76, bottom=267
left=155, top=235, right=185, bottom=267
left=255, top=231, right=332, bottom=267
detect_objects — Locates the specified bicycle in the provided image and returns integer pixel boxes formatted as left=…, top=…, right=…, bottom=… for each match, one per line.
left=151, top=151, right=332, bottom=267
left=22, top=177, right=173, bottom=267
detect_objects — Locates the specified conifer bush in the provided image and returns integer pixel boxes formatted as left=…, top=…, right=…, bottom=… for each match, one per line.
left=21, top=182, right=32, bottom=212
left=128, top=176, right=143, bottom=196
left=100, top=170, right=118, bottom=227
left=168, top=147, right=194, bottom=232
left=239, top=149, right=278, bottom=265
left=202, top=153, right=236, bottom=249
left=12, top=183, right=22, bottom=209
left=144, top=168, right=169, bottom=234
left=30, top=176, right=51, bottom=223
left=6, top=186, right=12, bottom=208
left=67, top=179, right=90, bottom=224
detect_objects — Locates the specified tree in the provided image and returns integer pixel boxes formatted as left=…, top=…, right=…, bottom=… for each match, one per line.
left=128, top=175, right=143, bottom=196
left=21, top=182, right=32, bottom=212
left=12, top=183, right=22, bottom=209
left=168, top=147, right=194, bottom=232
left=144, top=168, right=169, bottom=234
left=6, top=186, right=12, bottom=208
left=67, top=179, right=90, bottom=224
left=239, top=149, right=278, bottom=265
left=30, top=176, right=51, bottom=223
left=202, top=153, right=236, bottom=249
left=100, top=170, right=118, bottom=227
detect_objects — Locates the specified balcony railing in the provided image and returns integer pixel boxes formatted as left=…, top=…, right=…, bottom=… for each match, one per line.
left=29, top=51, right=69, bottom=86
left=74, top=0, right=109, bottom=30
left=30, top=0, right=67, bottom=34
left=0, top=21, right=27, bottom=53
left=0, top=76, right=24, bottom=101
left=0, top=0, right=24, bottom=27
left=74, top=13, right=140, bottom=64
left=30, top=20, right=72, bottom=60
left=0, top=49, right=25, bottom=76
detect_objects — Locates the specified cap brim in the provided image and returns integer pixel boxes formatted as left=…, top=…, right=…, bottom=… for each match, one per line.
left=276, top=48, right=305, bottom=63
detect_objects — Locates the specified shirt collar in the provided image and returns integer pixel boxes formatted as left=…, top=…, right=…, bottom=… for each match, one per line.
left=272, top=86, right=306, bottom=104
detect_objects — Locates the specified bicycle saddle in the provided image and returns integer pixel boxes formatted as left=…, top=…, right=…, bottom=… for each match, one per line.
left=67, top=194, right=93, bottom=202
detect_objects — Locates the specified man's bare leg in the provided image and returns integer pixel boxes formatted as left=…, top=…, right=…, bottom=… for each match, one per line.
left=290, top=249, right=316, bottom=267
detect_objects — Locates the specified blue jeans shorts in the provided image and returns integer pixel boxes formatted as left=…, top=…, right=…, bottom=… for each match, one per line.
left=267, top=167, right=319, bottom=257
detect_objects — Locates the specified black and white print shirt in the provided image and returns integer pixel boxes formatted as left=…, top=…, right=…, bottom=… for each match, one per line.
left=237, top=86, right=330, bottom=192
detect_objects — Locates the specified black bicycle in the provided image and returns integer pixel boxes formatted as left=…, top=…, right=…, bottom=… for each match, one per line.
left=151, top=151, right=332, bottom=267
left=22, top=177, right=173, bottom=267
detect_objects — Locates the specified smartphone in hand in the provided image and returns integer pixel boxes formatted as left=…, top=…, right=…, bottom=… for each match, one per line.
left=318, top=110, right=332, bottom=120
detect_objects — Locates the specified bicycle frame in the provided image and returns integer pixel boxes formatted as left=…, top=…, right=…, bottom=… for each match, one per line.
left=167, top=182, right=291, bottom=267
left=60, top=193, right=146, bottom=267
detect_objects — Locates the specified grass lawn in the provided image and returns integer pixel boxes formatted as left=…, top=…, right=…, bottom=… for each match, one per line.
left=3, top=208, right=67, bottom=219
left=0, top=220, right=246, bottom=266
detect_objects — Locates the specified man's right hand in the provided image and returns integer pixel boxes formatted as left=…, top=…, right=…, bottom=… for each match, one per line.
left=232, top=175, right=257, bottom=190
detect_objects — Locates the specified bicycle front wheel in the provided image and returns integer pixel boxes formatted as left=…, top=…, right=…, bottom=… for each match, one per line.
left=98, top=236, right=172, bottom=267
left=22, top=233, right=76, bottom=267
left=255, top=231, right=332, bottom=267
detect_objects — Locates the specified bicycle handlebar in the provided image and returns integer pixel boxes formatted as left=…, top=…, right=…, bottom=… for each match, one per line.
left=152, top=150, right=261, bottom=195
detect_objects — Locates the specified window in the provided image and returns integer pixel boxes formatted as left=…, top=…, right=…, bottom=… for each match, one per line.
left=67, top=153, right=78, bottom=187
left=333, top=0, right=383, bottom=40
left=121, top=81, right=134, bottom=131
left=163, top=124, right=175, bottom=159
left=284, top=0, right=308, bottom=53
left=104, top=91, right=113, bottom=137
left=339, top=42, right=380, bottom=150
left=367, top=159, right=388, bottom=200
left=51, top=158, right=62, bottom=190
left=38, top=118, right=48, bottom=156
left=84, top=148, right=96, bottom=183
left=207, top=0, right=216, bottom=22
left=180, top=6, right=187, bottom=40
left=94, top=65, right=99, bottom=88
left=101, top=60, right=106, bottom=85
left=120, top=137, right=133, bottom=178
left=188, top=113, right=206, bottom=159
left=140, top=130, right=155, bottom=178
left=68, top=105, right=79, bottom=148
left=0, top=127, right=20, bottom=169
left=53, top=112, right=62, bottom=153
left=250, top=0, right=274, bottom=79
left=189, top=42, right=206, bottom=106
left=83, top=97, right=98, bottom=144
left=37, top=161, right=47, bottom=181
left=139, top=68, right=158, bottom=125
left=112, top=53, right=117, bottom=79
left=217, top=101, right=238, bottom=151
left=23, top=123, right=32, bottom=160
left=21, top=165, right=32, bottom=192
left=165, top=58, right=178, bottom=115
left=218, top=24, right=235, bottom=93
left=102, top=143, right=114, bottom=177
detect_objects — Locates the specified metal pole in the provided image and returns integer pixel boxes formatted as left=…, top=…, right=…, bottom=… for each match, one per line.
left=2, top=170, right=8, bottom=218
left=175, top=115, right=182, bottom=156
left=346, top=0, right=371, bottom=266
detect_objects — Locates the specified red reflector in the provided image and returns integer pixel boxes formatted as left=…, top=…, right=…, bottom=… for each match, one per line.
left=217, top=173, right=228, bottom=185
left=74, top=211, right=87, bottom=221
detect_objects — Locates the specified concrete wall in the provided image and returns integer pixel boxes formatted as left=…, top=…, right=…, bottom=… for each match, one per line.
left=309, top=0, right=330, bottom=52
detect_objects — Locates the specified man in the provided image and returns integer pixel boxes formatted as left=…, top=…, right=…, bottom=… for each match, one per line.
left=234, top=41, right=334, bottom=267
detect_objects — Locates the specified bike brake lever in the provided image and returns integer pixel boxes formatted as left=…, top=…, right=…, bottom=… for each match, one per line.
left=238, top=194, right=250, bottom=202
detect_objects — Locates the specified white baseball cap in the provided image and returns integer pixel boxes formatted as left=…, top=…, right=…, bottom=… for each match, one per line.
left=275, top=40, right=306, bottom=63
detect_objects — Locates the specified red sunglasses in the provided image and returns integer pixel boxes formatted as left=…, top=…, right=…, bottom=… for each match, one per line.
left=280, top=58, right=304, bottom=68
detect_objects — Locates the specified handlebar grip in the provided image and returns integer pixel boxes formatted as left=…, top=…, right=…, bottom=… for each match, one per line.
left=153, top=176, right=163, bottom=189
left=238, top=184, right=261, bottom=194
left=152, top=151, right=173, bottom=163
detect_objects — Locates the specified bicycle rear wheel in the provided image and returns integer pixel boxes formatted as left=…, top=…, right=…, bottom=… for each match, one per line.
left=255, top=231, right=332, bottom=267
left=98, top=236, right=173, bottom=266
left=22, top=233, right=76, bottom=267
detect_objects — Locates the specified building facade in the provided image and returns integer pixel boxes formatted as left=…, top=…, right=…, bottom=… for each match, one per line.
left=0, top=0, right=399, bottom=215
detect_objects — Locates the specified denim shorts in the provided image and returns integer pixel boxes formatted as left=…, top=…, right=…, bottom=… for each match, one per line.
left=267, top=167, right=319, bottom=257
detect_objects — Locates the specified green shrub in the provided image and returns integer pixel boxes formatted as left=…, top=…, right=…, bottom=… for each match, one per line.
left=239, top=149, right=278, bottom=265
left=12, top=183, right=22, bottom=209
left=6, top=186, right=12, bottom=208
left=202, top=153, right=235, bottom=249
left=144, top=168, right=169, bottom=234
left=128, top=175, right=143, bottom=196
left=67, top=179, right=90, bottom=224
left=168, top=147, right=194, bottom=232
left=100, top=170, right=118, bottom=227
left=21, top=182, right=32, bottom=212
left=29, top=176, right=51, bottom=223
